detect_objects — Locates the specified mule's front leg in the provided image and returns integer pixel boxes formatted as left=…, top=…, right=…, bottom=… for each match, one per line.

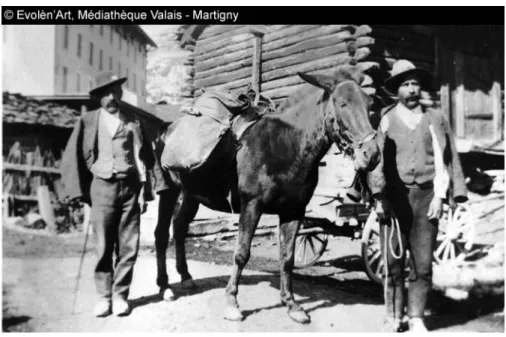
left=155, top=189, right=179, bottom=301
left=279, top=217, right=310, bottom=324
left=224, top=200, right=262, bottom=321
left=172, top=192, right=199, bottom=289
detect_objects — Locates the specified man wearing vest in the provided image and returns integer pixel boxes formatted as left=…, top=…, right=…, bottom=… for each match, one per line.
left=368, top=60, right=468, bottom=332
left=61, top=72, right=156, bottom=317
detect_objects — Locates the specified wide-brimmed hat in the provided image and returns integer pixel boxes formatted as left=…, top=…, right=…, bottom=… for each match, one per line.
left=384, top=60, right=433, bottom=93
left=89, top=71, right=127, bottom=97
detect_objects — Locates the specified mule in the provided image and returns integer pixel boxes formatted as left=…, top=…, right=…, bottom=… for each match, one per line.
left=152, top=64, right=382, bottom=324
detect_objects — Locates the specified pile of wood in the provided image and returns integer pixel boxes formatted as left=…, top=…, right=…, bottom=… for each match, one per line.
left=433, top=241, right=504, bottom=300
left=2, top=140, right=76, bottom=233
left=3, top=92, right=80, bottom=128
left=3, top=141, right=62, bottom=200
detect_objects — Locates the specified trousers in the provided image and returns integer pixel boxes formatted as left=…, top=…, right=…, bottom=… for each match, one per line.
left=380, top=184, right=438, bottom=319
left=89, top=174, right=142, bottom=301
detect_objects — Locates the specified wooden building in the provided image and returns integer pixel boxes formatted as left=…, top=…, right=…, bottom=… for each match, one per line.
left=175, top=25, right=504, bottom=155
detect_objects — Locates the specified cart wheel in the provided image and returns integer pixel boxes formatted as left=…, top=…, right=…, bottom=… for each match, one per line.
left=294, top=231, right=328, bottom=269
left=433, top=203, right=475, bottom=265
left=361, top=211, right=411, bottom=284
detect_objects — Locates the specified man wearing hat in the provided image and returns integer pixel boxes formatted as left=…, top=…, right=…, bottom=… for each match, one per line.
left=367, top=60, right=467, bottom=332
left=61, top=71, right=157, bottom=317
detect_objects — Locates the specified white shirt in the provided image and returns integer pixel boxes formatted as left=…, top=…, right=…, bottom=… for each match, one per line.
left=379, top=103, right=449, bottom=199
left=100, top=108, right=146, bottom=183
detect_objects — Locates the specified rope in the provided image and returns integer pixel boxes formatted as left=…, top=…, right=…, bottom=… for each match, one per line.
left=382, top=209, right=404, bottom=325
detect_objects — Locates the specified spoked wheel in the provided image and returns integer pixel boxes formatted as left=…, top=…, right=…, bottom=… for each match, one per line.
left=433, top=203, right=475, bottom=265
left=294, top=226, right=328, bottom=269
left=361, top=211, right=411, bottom=284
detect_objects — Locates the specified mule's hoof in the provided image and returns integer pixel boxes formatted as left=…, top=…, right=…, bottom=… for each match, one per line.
left=224, top=306, right=243, bottom=321
left=160, top=287, right=176, bottom=301
left=288, top=310, right=311, bottom=324
left=181, top=279, right=197, bottom=290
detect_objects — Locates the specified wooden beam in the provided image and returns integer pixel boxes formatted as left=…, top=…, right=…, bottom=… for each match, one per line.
left=454, top=50, right=465, bottom=138
left=436, top=36, right=452, bottom=123
left=492, top=81, right=503, bottom=141
left=247, top=25, right=268, bottom=37
left=3, top=163, right=62, bottom=174
left=38, top=185, right=57, bottom=233
left=251, top=34, right=263, bottom=100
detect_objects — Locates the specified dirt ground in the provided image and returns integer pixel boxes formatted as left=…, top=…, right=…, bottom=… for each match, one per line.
left=2, top=224, right=505, bottom=333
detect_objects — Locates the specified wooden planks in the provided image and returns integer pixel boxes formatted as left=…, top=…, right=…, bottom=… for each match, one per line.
left=454, top=51, right=466, bottom=138
left=251, top=34, right=263, bottom=95
left=492, top=81, right=503, bottom=141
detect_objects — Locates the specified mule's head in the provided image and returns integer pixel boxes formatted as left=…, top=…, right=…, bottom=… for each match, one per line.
left=297, top=65, right=380, bottom=172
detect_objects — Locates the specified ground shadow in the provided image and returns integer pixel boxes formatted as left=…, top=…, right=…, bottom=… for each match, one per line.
left=129, top=271, right=382, bottom=320
left=313, top=254, right=366, bottom=273
left=141, top=237, right=503, bottom=330
left=2, top=315, right=32, bottom=332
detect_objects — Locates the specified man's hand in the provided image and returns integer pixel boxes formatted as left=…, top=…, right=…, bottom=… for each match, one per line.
left=138, top=184, right=148, bottom=214
left=427, top=197, right=443, bottom=220
left=373, top=195, right=390, bottom=221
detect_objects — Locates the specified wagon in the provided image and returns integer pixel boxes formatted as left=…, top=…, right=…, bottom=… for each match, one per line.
left=294, top=187, right=490, bottom=285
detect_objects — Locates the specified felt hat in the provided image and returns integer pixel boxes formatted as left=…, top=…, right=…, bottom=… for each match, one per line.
left=384, top=60, right=433, bottom=93
left=89, top=71, right=127, bottom=97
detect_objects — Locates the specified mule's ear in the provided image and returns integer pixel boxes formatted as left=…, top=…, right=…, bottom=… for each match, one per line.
left=297, top=72, right=337, bottom=93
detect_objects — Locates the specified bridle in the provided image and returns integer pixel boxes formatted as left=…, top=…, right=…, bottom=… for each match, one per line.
left=323, top=80, right=377, bottom=159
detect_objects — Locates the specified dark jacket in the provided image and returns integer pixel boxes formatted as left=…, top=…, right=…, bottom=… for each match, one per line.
left=368, top=103, right=468, bottom=203
left=59, top=107, right=158, bottom=205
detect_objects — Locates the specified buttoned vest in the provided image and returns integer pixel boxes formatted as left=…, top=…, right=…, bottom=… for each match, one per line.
left=90, top=115, right=136, bottom=179
left=384, top=112, right=435, bottom=187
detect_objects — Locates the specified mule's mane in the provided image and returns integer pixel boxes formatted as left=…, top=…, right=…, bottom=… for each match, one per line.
left=277, top=65, right=364, bottom=113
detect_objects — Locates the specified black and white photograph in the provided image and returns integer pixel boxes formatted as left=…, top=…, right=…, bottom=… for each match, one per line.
left=1, top=4, right=505, bottom=333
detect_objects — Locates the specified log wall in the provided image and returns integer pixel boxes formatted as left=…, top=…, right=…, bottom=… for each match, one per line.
left=185, top=25, right=376, bottom=107
left=179, top=25, right=504, bottom=145
left=180, top=25, right=439, bottom=108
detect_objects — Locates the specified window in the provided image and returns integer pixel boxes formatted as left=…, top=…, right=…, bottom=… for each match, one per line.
left=109, top=56, right=113, bottom=70
left=133, top=73, right=136, bottom=92
left=127, top=41, right=130, bottom=57
left=119, top=33, right=122, bottom=50
left=89, top=42, right=94, bottom=65
left=76, top=72, right=81, bottom=92
left=100, top=25, right=104, bottom=36
left=63, top=25, right=69, bottom=49
left=110, top=26, right=113, bottom=44
left=62, top=66, right=68, bottom=93
left=99, top=49, right=103, bottom=70
left=125, top=68, right=129, bottom=87
left=134, top=46, right=137, bottom=63
left=118, top=62, right=121, bottom=77
left=77, top=34, right=82, bottom=57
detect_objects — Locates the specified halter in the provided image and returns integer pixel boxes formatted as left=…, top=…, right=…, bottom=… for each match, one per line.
left=323, top=80, right=377, bottom=158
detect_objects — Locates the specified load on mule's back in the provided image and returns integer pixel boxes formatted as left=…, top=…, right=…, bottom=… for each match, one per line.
left=158, top=87, right=275, bottom=213
left=152, top=64, right=384, bottom=324
left=160, top=88, right=274, bottom=175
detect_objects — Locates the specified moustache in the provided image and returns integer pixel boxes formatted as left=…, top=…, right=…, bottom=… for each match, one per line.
left=106, top=100, right=119, bottom=107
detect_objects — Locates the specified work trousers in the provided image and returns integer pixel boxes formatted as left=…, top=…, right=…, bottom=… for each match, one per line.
left=89, top=174, right=142, bottom=302
left=380, top=185, right=438, bottom=319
